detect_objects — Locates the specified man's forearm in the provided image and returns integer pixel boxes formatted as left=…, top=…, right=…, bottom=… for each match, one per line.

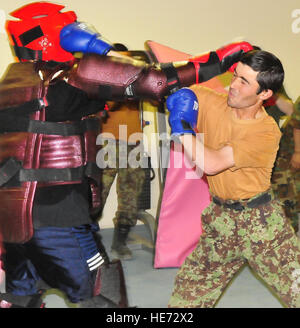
left=178, top=134, right=234, bottom=175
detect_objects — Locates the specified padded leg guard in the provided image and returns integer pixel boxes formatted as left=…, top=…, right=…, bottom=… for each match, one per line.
left=79, top=293, right=119, bottom=308
left=93, top=259, right=128, bottom=308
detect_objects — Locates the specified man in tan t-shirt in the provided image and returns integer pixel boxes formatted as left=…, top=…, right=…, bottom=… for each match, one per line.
left=167, top=50, right=300, bottom=308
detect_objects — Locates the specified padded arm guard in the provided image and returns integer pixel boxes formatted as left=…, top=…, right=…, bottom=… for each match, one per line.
left=68, top=54, right=197, bottom=102
left=68, top=42, right=253, bottom=102
left=189, top=41, right=253, bottom=83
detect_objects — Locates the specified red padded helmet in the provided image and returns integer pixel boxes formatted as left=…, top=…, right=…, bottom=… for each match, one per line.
left=6, top=2, right=77, bottom=62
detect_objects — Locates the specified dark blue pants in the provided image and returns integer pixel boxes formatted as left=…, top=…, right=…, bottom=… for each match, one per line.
left=4, top=224, right=103, bottom=303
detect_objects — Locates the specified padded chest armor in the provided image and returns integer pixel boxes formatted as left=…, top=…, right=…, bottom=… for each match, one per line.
left=0, top=62, right=101, bottom=243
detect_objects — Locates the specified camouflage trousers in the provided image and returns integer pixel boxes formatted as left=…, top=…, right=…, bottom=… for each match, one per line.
left=271, top=168, right=300, bottom=232
left=100, top=142, right=146, bottom=227
left=169, top=192, right=300, bottom=308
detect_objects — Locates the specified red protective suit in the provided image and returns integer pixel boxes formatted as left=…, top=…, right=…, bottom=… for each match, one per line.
left=0, top=62, right=100, bottom=243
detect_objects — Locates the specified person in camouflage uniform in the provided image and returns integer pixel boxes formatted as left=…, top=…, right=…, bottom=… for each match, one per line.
left=101, top=142, right=145, bottom=229
left=170, top=193, right=300, bottom=307
left=99, top=99, right=146, bottom=260
left=265, top=89, right=300, bottom=234
left=290, top=100, right=300, bottom=236
left=98, top=43, right=149, bottom=261
left=167, top=50, right=300, bottom=308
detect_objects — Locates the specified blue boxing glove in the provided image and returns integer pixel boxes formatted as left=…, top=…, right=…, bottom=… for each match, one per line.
left=166, top=88, right=199, bottom=136
left=60, top=22, right=113, bottom=56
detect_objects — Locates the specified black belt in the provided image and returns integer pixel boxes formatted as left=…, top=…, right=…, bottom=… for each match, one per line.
left=0, top=158, right=100, bottom=187
left=212, top=192, right=272, bottom=211
left=0, top=116, right=99, bottom=136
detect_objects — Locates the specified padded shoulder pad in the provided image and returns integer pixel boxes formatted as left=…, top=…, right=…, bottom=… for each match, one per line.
left=0, top=62, right=42, bottom=109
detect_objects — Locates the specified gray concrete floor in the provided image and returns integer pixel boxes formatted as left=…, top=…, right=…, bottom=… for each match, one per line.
left=42, top=224, right=284, bottom=308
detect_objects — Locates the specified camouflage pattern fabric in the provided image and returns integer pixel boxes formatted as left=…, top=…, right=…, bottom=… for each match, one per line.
left=270, top=124, right=300, bottom=231
left=266, top=100, right=300, bottom=232
left=169, top=192, right=300, bottom=308
left=100, top=140, right=146, bottom=227
left=291, top=96, right=300, bottom=130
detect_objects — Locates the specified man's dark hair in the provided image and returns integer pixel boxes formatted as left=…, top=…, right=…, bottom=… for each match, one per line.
left=240, top=50, right=284, bottom=94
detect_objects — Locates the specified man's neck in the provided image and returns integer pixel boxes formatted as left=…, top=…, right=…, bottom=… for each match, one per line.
left=232, top=103, right=264, bottom=120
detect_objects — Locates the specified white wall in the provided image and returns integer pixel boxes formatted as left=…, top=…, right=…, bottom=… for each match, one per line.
left=1, top=0, right=300, bottom=227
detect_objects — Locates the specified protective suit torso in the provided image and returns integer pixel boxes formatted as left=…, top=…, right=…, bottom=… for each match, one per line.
left=0, top=60, right=105, bottom=243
